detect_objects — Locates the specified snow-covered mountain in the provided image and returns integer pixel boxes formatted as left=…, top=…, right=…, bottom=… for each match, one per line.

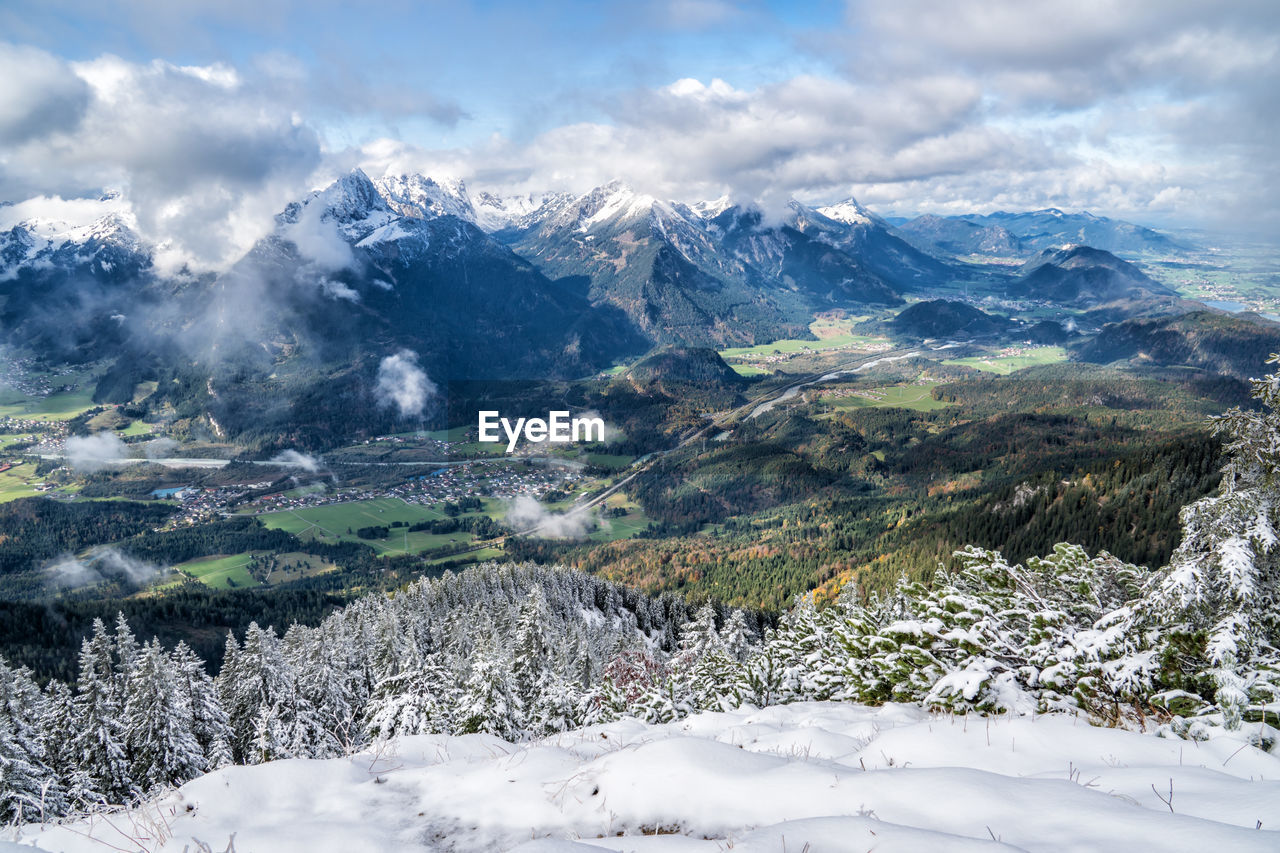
left=0, top=193, right=160, bottom=363
left=472, top=190, right=574, bottom=233
left=815, top=196, right=879, bottom=227
left=0, top=193, right=148, bottom=281
left=375, top=173, right=477, bottom=223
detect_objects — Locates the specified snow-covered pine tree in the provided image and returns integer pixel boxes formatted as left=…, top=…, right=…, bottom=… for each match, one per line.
left=671, top=602, right=748, bottom=711
left=364, top=652, right=455, bottom=740
left=457, top=623, right=520, bottom=740
left=1125, top=356, right=1280, bottom=727
left=511, top=590, right=550, bottom=700
left=39, top=679, right=82, bottom=809
left=71, top=619, right=131, bottom=804
left=124, top=639, right=205, bottom=791
left=217, top=623, right=287, bottom=763
left=0, top=658, right=61, bottom=822
left=170, top=642, right=233, bottom=771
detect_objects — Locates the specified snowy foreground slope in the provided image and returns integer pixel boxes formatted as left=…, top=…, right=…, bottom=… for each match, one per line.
left=12, top=702, right=1279, bottom=853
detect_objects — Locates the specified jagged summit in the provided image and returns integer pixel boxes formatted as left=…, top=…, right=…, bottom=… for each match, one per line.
left=374, top=173, right=475, bottom=222
left=275, top=169, right=396, bottom=242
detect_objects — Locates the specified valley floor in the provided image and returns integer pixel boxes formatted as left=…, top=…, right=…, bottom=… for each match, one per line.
left=13, top=702, right=1279, bottom=852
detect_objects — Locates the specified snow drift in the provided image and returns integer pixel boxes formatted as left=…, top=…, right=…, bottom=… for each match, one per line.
left=16, top=702, right=1279, bottom=852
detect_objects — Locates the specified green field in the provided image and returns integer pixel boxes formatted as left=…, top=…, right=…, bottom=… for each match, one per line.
left=256, top=497, right=504, bottom=556
left=579, top=452, right=636, bottom=470
left=176, top=550, right=340, bottom=590
left=423, top=546, right=504, bottom=565
left=119, top=420, right=155, bottom=437
left=943, top=346, right=1068, bottom=375
left=176, top=553, right=257, bottom=589
left=588, top=493, right=652, bottom=542
left=730, top=364, right=769, bottom=376
left=0, top=463, right=41, bottom=503
left=819, top=381, right=953, bottom=413
left=0, top=389, right=97, bottom=421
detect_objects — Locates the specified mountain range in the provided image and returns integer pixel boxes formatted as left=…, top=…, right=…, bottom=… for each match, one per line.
left=898, top=208, right=1188, bottom=257
left=0, top=171, right=1200, bottom=445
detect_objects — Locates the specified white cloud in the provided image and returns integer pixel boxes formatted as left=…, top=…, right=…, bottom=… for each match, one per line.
left=0, top=43, right=89, bottom=145
left=267, top=449, right=322, bottom=472
left=505, top=494, right=598, bottom=540
left=45, top=547, right=167, bottom=589
left=0, top=45, right=323, bottom=270
left=3, top=0, right=1279, bottom=262
left=64, top=431, right=128, bottom=472
left=375, top=349, right=436, bottom=418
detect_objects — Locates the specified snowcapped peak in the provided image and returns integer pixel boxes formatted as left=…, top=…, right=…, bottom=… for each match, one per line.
left=0, top=193, right=144, bottom=279
left=816, top=197, right=875, bottom=227
left=692, top=195, right=734, bottom=220
left=570, top=182, right=660, bottom=232
left=374, top=173, right=476, bottom=223
left=277, top=169, right=396, bottom=243
left=308, top=169, right=389, bottom=224
left=472, top=189, right=571, bottom=232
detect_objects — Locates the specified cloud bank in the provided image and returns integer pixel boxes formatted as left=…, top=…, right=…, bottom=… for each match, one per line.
left=267, top=449, right=322, bottom=472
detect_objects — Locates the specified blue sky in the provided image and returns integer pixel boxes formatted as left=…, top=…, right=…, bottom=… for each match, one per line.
left=3, top=1, right=841, bottom=147
left=0, top=1, right=1276, bottom=267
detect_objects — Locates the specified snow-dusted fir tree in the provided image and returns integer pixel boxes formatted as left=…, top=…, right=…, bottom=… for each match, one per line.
left=457, top=620, right=521, bottom=739
left=124, top=640, right=205, bottom=790
left=170, top=642, right=232, bottom=770
left=511, top=588, right=553, bottom=726
left=39, top=679, right=82, bottom=807
left=0, top=658, right=61, bottom=822
left=217, top=623, right=288, bottom=763
left=71, top=619, right=132, bottom=803
left=365, top=651, right=455, bottom=739
left=1131, top=356, right=1280, bottom=726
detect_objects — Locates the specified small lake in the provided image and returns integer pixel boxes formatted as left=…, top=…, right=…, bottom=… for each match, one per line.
left=1202, top=299, right=1247, bottom=312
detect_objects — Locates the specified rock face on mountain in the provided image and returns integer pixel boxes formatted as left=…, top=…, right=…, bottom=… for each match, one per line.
left=889, top=299, right=1013, bottom=340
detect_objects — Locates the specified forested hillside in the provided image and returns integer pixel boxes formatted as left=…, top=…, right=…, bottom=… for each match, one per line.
left=5, top=354, right=1280, bottom=821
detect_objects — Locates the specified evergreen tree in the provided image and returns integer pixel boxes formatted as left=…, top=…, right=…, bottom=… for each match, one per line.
left=171, top=642, right=233, bottom=770
left=0, top=658, right=60, bottom=822
left=124, top=639, right=205, bottom=791
left=457, top=630, right=520, bottom=740
left=72, top=619, right=131, bottom=804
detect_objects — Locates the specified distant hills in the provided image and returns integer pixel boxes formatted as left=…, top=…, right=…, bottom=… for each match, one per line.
left=623, top=346, right=747, bottom=407
left=899, top=208, right=1189, bottom=257
left=1007, top=245, right=1193, bottom=322
left=1073, top=311, right=1280, bottom=379
left=889, top=299, right=1013, bottom=340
